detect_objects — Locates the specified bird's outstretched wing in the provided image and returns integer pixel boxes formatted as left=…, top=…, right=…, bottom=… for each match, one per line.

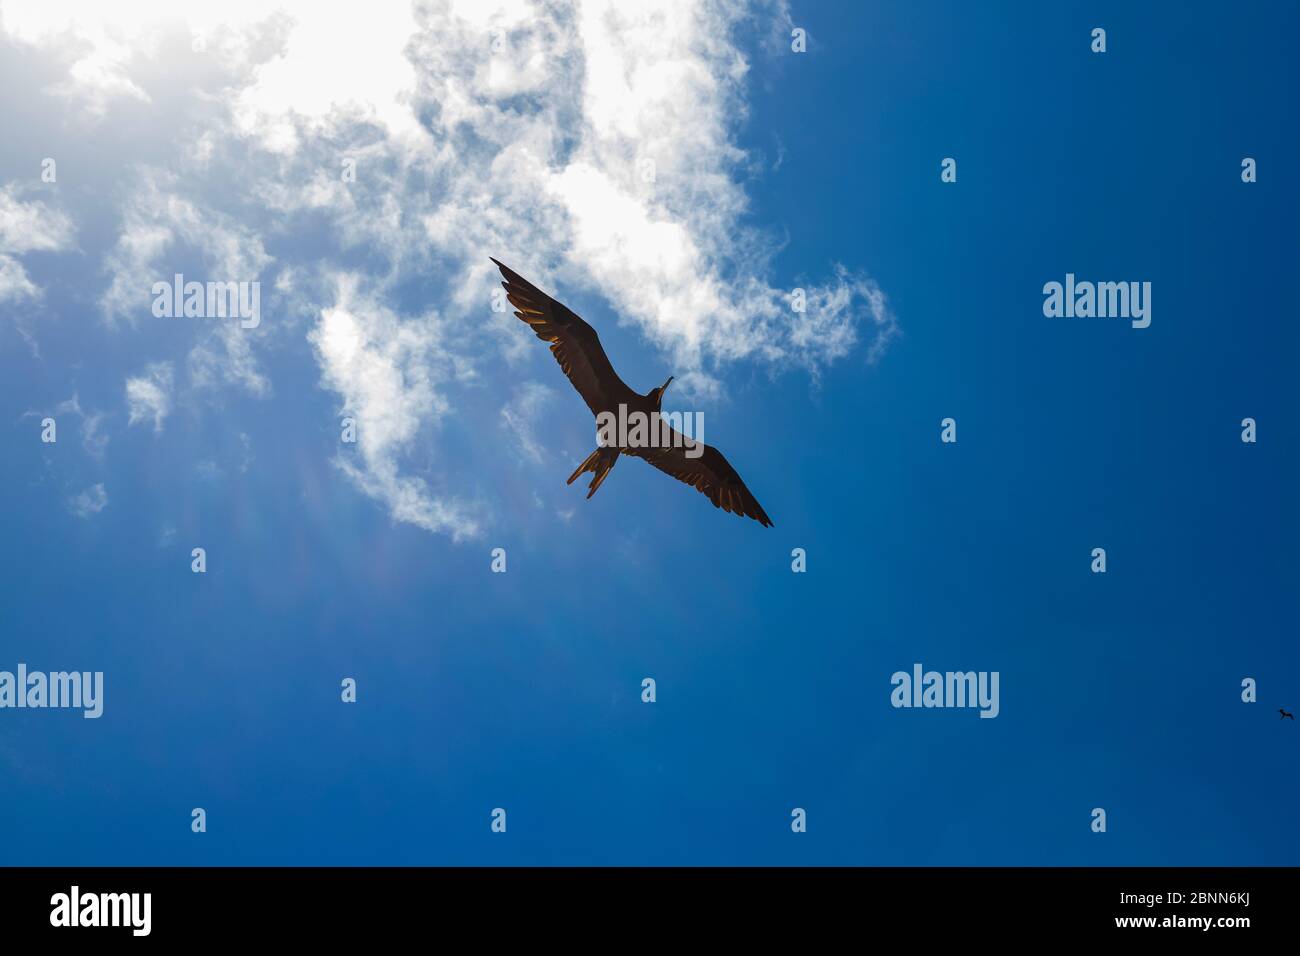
left=491, top=258, right=635, bottom=416
left=624, top=425, right=773, bottom=527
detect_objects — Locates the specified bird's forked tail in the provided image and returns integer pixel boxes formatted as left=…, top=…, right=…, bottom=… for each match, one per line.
left=568, top=447, right=620, bottom=499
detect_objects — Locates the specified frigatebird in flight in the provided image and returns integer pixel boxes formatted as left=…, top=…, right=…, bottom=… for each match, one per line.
left=1281, top=708, right=1295, bottom=721
left=491, top=258, right=772, bottom=527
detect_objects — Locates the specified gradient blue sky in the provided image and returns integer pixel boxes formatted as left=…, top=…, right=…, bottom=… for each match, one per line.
left=2, top=1, right=1298, bottom=865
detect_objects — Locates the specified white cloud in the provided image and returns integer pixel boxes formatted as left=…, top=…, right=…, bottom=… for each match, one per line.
left=0, top=184, right=75, bottom=253
left=0, top=184, right=75, bottom=304
left=227, top=3, right=425, bottom=152
left=125, top=361, right=174, bottom=431
left=78, top=409, right=109, bottom=459
left=0, top=0, right=279, bottom=115
left=100, top=175, right=272, bottom=396
left=100, top=175, right=270, bottom=311
left=0, top=0, right=153, bottom=114
left=0, top=254, right=39, bottom=304
left=186, top=321, right=271, bottom=398
left=68, top=482, right=107, bottom=517
left=309, top=274, right=480, bottom=540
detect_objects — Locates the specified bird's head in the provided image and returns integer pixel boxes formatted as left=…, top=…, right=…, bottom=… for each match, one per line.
left=649, top=375, right=674, bottom=411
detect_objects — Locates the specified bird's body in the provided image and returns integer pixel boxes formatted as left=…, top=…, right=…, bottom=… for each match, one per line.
left=491, top=258, right=772, bottom=526
left=1281, top=708, right=1294, bottom=721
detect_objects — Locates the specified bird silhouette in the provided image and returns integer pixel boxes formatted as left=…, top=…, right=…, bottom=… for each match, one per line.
left=491, top=258, right=772, bottom=527
left=1281, top=708, right=1295, bottom=721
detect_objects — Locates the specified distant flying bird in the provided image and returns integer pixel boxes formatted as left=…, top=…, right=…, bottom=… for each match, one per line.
left=491, top=258, right=772, bottom=527
left=1281, top=708, right=1295, bottom=721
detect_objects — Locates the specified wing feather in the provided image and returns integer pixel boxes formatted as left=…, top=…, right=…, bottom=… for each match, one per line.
left=623, top=421, right=773, bottom=527
left=491, top=258, right=635, bottom=416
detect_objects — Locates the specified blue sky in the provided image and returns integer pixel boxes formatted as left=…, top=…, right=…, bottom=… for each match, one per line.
left=1, top=1, right=1298, bottom=865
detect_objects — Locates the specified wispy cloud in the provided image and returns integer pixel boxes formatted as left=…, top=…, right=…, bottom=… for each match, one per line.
left=99, top=175, right=273, bottom=397
left=0, top=183, right=75, bottom=306
left=0, top=0, right=154, bottom=116
left=0, top=254, right=39, bottom=305
left=67, top=482, right=107, bottom=517
left=0, top=183, right=75, bottom=254
left=125, top=361, right=174, bottom=432
left=500, top=381, right=554, bottom=465
left=309, top=274, right=480, bottom=540
left=25, top=394, right=110, bottom=460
